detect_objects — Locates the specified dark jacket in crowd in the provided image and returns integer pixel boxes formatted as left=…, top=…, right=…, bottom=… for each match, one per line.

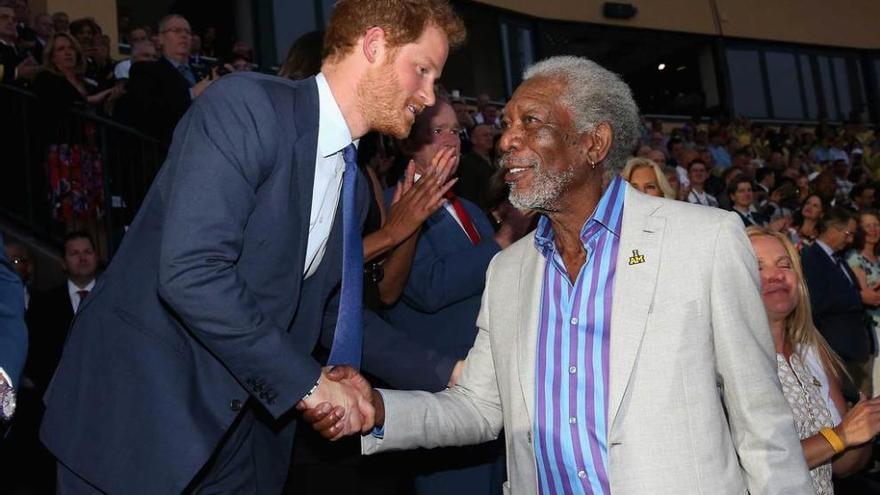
left=801, top=242, right=874, bottom=363
left=124, top=57, right=193, bottom=143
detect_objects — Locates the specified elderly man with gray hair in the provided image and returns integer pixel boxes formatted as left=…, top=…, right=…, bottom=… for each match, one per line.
left=304, top=56, right=814, bottom=494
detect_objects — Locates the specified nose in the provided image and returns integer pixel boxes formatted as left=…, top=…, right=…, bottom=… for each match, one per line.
left=420, top=79, right=436, bottom=108
left=762, top=266, right=784, bottom=284
left=499, top=126, right=521, bottom=157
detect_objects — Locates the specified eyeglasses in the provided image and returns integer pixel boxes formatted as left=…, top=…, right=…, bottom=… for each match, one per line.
left=162, top=27, right=192, bottom=36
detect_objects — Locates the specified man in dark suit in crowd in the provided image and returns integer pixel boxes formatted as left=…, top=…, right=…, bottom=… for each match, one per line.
left=28, top=11, right=52, bottom=63
left=0, top=232, right=27, bottom=426
left=26, top=231, right=98, bottom=394
left=124, top=14, right=212, bottom=143
left=40, top=1, right=465, bottom=493
left=0, top=2, right=38, bottom=84
left=802, top=207, right=875, bottom=395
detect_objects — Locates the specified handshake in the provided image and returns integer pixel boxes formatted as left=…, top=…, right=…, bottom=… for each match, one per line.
left=296, top=366, right=383, bottom=440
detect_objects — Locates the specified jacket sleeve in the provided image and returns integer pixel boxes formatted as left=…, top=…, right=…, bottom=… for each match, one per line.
left=362, top=255, right=504, bottom=454
left=400, top=209, right=500, bottom=313
left=710, top=212, right=814, bottom=494
left=0, top=234, right=28, bottom=390
left=156, top=75, right=320, bottom=419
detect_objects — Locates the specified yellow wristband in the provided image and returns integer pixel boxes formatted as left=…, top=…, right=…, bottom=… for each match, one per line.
left=819, top=427, right=845, bottom=454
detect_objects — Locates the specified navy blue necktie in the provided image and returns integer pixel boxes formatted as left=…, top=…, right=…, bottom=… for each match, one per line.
left=327, top=144, right=364, bottom=368
left=178, top=64, right=196, bottom=87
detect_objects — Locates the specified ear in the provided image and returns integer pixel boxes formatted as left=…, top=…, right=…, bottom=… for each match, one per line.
left=582, top=122, right=613, bottom=167
left=361, top=26, right=387, bottom=64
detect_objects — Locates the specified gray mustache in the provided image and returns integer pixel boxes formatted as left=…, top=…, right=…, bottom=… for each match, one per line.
left=498, top=154, right=539, bottom=169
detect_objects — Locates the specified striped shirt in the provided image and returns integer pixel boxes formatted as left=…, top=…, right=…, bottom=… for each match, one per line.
left=532, top=176, right=625, bottom=495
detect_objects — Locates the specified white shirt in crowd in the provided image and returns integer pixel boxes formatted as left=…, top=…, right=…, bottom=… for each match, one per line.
left=304, top=72, right=354, bottom=279
left=68, top=279, right=96, bottom=314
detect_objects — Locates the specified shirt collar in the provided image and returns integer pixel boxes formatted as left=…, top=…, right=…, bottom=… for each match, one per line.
left=164, top=56, right=185, bottom=69
left=316, top=72, right=353, bottom=158
left=815, top=239, right=836, bottom=258
left=534, top=175, right=626, bottom=257
left=67, top=278, right=96, bottom=295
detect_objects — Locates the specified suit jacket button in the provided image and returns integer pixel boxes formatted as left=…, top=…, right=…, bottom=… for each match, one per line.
left=230, top=399, right=243, bottom=411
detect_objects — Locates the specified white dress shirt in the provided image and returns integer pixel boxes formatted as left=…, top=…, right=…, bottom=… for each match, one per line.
left=303, top=73, right=354, bottom=278
left=67, top=279, right=96, bottom=314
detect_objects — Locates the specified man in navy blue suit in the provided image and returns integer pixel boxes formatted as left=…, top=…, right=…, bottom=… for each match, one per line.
left=382, top=100, right=533, bottom=494
left=39, top=1, right=465, bottom=493
left=0, top=232, right=27, bottom=426
left=802, top=207, right=875, bottom=395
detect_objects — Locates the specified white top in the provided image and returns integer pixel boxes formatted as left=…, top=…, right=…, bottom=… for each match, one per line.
left=114, top=59, right=131, bottom=80
left=68, top=279, right=96, bottom=314
left=304, top=73, right=353, bottom=279
left=687, top=189, right=718, bottom=207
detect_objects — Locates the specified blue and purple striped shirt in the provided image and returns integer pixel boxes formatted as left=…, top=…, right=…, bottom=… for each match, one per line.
left=532, top=176, right=625, bottom=495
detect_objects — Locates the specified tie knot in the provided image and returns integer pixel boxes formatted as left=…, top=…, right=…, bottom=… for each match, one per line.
left=77, top=289, right=89, bottom=300
left=342, top=144, right=357, bottom=168
left=443, top=190, right=457, bottom=201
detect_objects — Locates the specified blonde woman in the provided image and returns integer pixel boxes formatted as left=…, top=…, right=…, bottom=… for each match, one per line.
left=748, top=226, right=880, bottom=494
left=621, top=157, right=676, bottom=198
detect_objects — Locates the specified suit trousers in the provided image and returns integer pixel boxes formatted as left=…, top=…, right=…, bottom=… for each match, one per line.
left=58, top=400, right=289, bottom=494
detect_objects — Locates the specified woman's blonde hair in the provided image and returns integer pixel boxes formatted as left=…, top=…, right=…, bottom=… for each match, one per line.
left=621, top=157, right=676, bottom=199
left=746, top=226, right=847, bottom=379
left=42, top=31, right=87, bottom=75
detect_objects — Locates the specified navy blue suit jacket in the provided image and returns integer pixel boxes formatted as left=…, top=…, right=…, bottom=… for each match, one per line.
left=380, top=191, right=500, bottom=391
left=801, top=242, right=873, bottom=362
left=0, top=233, right=27, bottom=390
left=40, top=73, right=366, bottom=493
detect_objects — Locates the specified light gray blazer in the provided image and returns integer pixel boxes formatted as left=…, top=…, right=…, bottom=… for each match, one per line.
left=363, top=185, right=814, bottom=495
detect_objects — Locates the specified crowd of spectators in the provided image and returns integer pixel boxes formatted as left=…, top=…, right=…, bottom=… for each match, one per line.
left=3, top=2, right=880, bottom=493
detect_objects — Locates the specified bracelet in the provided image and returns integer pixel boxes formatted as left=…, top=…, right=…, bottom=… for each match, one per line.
left=301, top=377, right=321, bottom=402
left=819, top=427, right=845, bottom=454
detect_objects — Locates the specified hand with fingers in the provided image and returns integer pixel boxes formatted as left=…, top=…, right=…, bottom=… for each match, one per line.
left=296, top=366, right=376, bottom=440
left=837, top=393, right=880, bottom=449
left=382, top=146, right=460, bottom=245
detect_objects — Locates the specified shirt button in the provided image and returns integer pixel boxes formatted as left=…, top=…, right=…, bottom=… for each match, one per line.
left=229, top=399, right=242, bottom=412
left=569, top=416, right=577, bottom=424
left=570, top=317, right=578, bottom=325
left=568, top=366, right=577, bottom=374
left=578, top=470, right=587, bottom=479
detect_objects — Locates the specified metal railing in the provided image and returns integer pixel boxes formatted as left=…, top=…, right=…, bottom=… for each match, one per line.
left=0, top=83, right=167, bottom=259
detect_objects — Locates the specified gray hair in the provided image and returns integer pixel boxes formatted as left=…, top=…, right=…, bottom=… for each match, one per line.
left=158, top=14, right=188, bottom=33
left=523, top=56, right=640, bottom=173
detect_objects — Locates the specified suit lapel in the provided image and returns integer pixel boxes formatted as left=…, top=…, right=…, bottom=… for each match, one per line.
left=516, top=235, right=545, bottom=425
left=608, top=188, right=665, bottom=430
left=290, top=78, right=320, bottom=274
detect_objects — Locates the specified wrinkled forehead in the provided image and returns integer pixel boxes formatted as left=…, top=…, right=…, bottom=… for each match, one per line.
left=503, top=76, right=568, bottom=120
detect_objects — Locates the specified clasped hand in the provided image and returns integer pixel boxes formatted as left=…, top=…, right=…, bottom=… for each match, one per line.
left=296, top=366, right=376, bottom=440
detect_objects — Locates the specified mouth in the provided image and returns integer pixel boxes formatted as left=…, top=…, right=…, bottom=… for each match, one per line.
left=406, top=104, right=422, bottom=118
left=762, top=285, right=789, bottom=296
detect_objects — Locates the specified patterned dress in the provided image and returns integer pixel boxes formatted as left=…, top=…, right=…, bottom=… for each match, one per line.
left=776, top=349, right=835, bottom=495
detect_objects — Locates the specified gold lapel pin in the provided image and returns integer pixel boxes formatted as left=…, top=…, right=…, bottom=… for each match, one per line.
left=628, top=249, right=646, bottom=266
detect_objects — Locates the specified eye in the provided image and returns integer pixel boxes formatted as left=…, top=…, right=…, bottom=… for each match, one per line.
left=524, top=115, right=541, bottom=125
left=500, top=120, right=511, bottom=130
left=418, top=66, right=429, bottom=76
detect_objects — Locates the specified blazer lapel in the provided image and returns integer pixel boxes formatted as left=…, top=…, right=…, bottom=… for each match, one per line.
left=290, top=78, right=319, bottom=272
left=516, top=235, right=545, bottom=425
left=608, top=188, right=665, bottom=430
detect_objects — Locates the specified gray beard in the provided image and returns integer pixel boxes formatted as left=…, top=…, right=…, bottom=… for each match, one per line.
left=508, top=164, right=576, bottom=212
